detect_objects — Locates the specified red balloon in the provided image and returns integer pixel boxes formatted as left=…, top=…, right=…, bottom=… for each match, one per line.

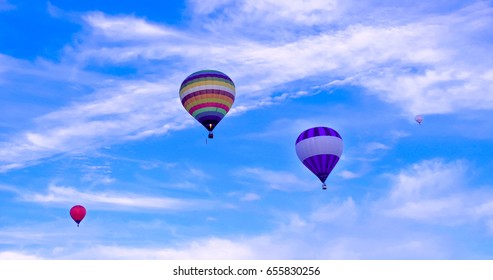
left=70, top=205, right=86, bottom=227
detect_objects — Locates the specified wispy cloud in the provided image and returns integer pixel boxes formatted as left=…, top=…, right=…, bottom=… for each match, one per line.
left=80, top=164, right=115, bottom=185
left=57, top=238, right=256, bottom=259
left=0, top=78, right=192, bottom=171
left=83, top=12, right=178, bottom=40
left=240, top=192, right=261, bottom=201
left=72, top=2, right=493, bottom=118
left=0, top=183, right=19, bottom=193
left=0, top=251, right=40, bottom=260
left=0, top=0, right=14, bottom=11
left=20, top=184, right=214, bottom=211
left=310, top=197, right=357, bottom=224
left=378, top=159, right=493, bottom=225
left=234, top=167, right=310, bottom=192
left=338, top=170, right=360, bottom=179
left=191, top=0, right=341, bottom=27
left=364, top=142, right=391, bottom=154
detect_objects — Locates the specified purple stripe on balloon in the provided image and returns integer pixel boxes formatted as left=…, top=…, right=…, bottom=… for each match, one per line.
left=195, top=111, right=225, bottom=120
left=197, top=117, right=222, bottom=123
left=302, top=154, right=340, bottom=183
left=181, top=73, right=234, bottom=87
left=187, top=70, right=230, bottom=79
left=330, top=156, right=339, bottom=172
left=321, top=153, right=328, bottom=175
left=326, top=155, right=336, bottom=175
left=308, top=128, right=315, bottom=138
left=303, top=157, right=319, bottom=178
left=198, top=116, right=222, bottom=122
left=302, top=130, right=309, bottom=142
left=295, top=127, right=341, bottom=144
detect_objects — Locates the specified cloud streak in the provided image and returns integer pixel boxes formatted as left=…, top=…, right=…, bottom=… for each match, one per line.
left=19, top=184, right=214, bottom=211
left=234, top=167, right=311, bottom=192
left=0, top=0, right=14, bottom=11
left=376, top=159, right=493, bottom=227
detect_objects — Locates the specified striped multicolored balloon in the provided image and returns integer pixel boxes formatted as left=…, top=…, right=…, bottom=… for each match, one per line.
left=295, top=127, right=343, bottom=190
left=179, top=70, right=235, bottom=138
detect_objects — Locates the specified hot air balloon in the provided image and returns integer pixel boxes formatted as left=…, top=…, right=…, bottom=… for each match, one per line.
left=70, top=205, right=86, bottom=227
left=415, top=115, right=423, bottom=124
left=295, top=127, right=343, bottom=190
left=179, top=70, right=236, bottom=139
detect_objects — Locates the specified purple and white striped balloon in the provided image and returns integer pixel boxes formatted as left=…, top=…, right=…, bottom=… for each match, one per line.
left=295, top=127, right=343, bottom=189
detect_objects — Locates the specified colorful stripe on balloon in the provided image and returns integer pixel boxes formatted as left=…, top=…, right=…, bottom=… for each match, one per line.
left=179, top=70, right=236, bottom=120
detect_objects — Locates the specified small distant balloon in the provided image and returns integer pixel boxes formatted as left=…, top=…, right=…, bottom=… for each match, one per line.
left=295, top=127, right=343, bottom=190
left=70, top=205, right=86, bottom=227
left=179, top=70, right=236, bottom=139
left=415, top=115, right=423, bottom=124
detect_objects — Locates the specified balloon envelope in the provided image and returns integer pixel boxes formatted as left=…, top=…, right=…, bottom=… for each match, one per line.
left=70, top=205, right=86, bottom=226
left=415, top=115, right=423, bottom=124
left=179, top=70, right=235, bottom=137
left=295, top=127, right=343, bottom=187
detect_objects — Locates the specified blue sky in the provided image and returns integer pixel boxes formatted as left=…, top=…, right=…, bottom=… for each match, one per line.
left=0, top=0, right=492, bottom=259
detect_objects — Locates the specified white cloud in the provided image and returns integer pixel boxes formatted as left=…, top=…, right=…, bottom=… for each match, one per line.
left=338, top=170, right=360, bottom=179
left=191, top=0, right=340, bottom=23
left=387, top=197, right=464, bottom=222
left=365, top=142, right=390, bottom=153
left=54, top=238, right=256, bottom=259
left=0, top=251, right=41, bottom=260
left=69, top=3, right=492, bottom=119
left=352, top=4, right=493, bottom=115
left=20, top=184, right=213, bottom=211
left=0, top=0, right=14, bottom=11
left=233, top=0, right=341, bottom=25
left=80, top=164, right=115, bottom=185
left=387, top=159, right=466, bottom=201
left=187, top=167, right=212, bottom=180
left=310, top=197, right=357, bottom=224
left=83, top=12, right=179, bottom=40
left=234, top=167, right=310, bottom=191
left=189, top=0, right=233, bottom=15
left=0, top=78, right=191, bottom=171
left=240, top=192, right=261, bottom=201
left=388, top=130, right=411, bottom=140
left=0, top=183, right=19, bottom=193
left=376, top=159, right=493, bottom=226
